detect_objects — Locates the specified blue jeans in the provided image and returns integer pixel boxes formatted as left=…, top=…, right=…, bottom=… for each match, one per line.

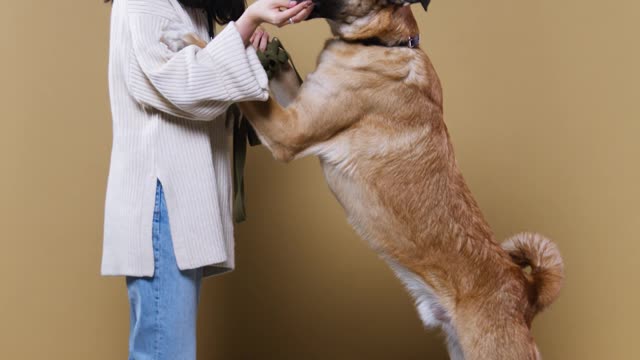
left=126, top=180, right=203, bottom=360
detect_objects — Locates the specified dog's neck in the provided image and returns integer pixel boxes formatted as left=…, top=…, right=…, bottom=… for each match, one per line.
left=330, top=6, right=420, bottom=48
left=343, top=34, right=420, bottom=49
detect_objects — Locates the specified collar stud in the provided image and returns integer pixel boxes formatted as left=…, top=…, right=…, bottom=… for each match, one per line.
left=408, top=35, right=420, bottom=48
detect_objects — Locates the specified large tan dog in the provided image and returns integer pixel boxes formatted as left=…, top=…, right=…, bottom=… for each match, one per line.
left=168, top=1, right=564, bottom=358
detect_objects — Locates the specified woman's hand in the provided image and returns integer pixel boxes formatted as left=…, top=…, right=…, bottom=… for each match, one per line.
left=250, top=27, right=271, bottom=52
left=247, top=0, right=314, bottom=27
left=236, top=0, right=314, bottom=47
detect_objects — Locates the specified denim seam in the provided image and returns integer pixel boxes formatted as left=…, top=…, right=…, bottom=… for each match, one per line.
left=153, top=181, right=162, bottom=223
left=153, top=183, right=162, bottom=360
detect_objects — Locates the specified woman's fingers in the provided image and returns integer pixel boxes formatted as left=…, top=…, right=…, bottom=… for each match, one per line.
left=272, top=0, right=300, bottom=9
left=276, top=3, right=314, bottom=27
left=251, top=28, right=263, bottom=49
left=249, top=27, right=271, bottom=52
left=273, top=1, right=313, bottom=26
left=289, top=4, right=314, bottom=23
left=259, top=31, right=269, bottom=51
left=249, top=0, right=313, bottom=28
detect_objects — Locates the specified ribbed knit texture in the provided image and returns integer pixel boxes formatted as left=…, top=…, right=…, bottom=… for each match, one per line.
left=101, top=0, right=269, bottom=278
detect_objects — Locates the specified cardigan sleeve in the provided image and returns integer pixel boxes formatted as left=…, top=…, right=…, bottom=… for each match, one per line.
left=126, top=11, right=269, bottom=121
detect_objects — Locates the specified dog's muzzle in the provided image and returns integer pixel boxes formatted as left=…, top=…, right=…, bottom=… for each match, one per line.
left=307, top=0, right=340, bottom=20
left=395, top=0, right=432, bottom=11
left=307, top=0, right=432, bottom=20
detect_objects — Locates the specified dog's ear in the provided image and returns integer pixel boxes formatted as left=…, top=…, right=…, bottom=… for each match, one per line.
left=388, top=0, right=431, bottom=11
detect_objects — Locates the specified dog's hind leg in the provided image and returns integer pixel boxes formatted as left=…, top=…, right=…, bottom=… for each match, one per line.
left=454, top=310, right=540, bottom=360
left=443, top=324, right=465, bottom=360
left=387, top=260, right=468, bottom=360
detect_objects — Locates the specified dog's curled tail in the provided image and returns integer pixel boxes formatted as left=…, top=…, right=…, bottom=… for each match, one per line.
left=502, top=232, right=564, bottom=312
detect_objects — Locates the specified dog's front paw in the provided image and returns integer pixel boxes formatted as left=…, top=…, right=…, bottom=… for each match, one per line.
left=160, top=23, right=205, bottom=51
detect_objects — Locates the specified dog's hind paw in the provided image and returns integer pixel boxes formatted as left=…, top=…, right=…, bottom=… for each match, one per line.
left=160, top=23, right=203, bottom=52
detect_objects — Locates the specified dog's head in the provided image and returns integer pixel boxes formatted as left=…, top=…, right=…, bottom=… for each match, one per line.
left=308, top=0, right=430, bottom=21
left=307, top=0, right=429, bottom=43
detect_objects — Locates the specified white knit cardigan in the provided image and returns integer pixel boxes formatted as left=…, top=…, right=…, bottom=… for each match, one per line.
left=100, top=0, right=269, bottom=278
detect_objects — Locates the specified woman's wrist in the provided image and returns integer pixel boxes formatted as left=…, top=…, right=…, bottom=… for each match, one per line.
left=236, top=11, right=261, bottom=47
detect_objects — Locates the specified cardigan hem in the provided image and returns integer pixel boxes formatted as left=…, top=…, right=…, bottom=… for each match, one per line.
left=100, top=262, right=234, bottom=279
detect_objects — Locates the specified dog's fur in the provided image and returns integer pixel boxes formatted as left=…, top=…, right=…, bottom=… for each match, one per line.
left=165, top=2, right=564, bottom=358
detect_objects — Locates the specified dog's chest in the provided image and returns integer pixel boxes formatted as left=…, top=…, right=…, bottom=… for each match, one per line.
left=319, top=159, right=385, bottom=249
left=308, top=128, right=425, bottom=247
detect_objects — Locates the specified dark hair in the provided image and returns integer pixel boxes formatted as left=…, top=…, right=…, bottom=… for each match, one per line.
left=105, top=0, right=245, bottom=37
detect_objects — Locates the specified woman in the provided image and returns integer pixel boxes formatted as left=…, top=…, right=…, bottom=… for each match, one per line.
left=100, top=0, right=313, bottom=358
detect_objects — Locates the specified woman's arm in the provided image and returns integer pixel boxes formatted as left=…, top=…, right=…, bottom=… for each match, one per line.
left=126, top=0, right=313, bottom=121
left=127, top=13, right=264, bottom=120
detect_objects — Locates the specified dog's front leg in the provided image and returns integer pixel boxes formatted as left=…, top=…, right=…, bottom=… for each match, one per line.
left=238, top=75, right=361, bottom=162
left=237, top=96, right=312, bottom=162
left=269, top=63, right=302, bottom=107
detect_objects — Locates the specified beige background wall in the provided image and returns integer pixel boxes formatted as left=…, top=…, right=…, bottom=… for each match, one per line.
left=1, top=0, right=638, bottom=359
